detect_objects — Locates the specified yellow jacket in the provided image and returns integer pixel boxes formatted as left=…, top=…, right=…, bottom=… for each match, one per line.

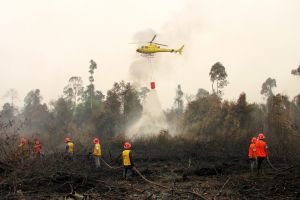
left=93, top=143, right=101, bottom=156
left=66, top=142, right=74, bottom=153
left=122, top=150, right=132, bottom=166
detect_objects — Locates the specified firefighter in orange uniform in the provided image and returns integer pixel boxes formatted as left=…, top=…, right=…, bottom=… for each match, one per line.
left=34, top=139, right=42, bottom=158
left=92, top=138, right=101, bottom=168
left=65, top=137, right=74, bottom=160
left=248, top=137, right=257, bottom=173
left=255, top=133, right=268, bottom=175
left=122, top=142, right=134, bottom=179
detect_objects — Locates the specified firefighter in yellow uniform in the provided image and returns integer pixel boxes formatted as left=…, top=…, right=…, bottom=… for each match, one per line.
left=122, top=142, right=134, bottom=179
left=65, top=137, right=74, bottom=160
left=18, top=138, right=27, bottom=155
left=18, top=137, right=29, bottom=164
left=92, top=138, right=101, bottom=168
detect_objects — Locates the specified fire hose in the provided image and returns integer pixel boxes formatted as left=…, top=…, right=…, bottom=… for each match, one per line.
left=100, top=157, right=122, bottom=169
left=133, top=167, right=209, bottom=200
left=100, top=157, right=208, bottom=200
left=132, top=167, right=169, bottom=189
left=100, top=157, right=169, bottom=189
left=266, top=156, right=280, bottom=171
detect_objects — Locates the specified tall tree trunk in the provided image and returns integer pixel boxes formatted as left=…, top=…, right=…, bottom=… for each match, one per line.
left=216, top=80, right=219, bottom=96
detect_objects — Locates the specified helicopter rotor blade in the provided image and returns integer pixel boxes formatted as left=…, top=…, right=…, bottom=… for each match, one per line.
left=152, top=42, right=168, bottom=47
left=150, top=34, right=157, bottom=43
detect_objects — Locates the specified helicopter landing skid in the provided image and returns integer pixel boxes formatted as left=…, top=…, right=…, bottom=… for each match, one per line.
left=141, top=53, right=155, bottom=58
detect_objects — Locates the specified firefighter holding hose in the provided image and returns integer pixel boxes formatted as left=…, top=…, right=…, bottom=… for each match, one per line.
left=255, top=133, right=268, bottom=175
left=122, top=142, right=134, bottom=179
left=92, top=137, right=101, bottom=168
left=65, top=137, right=74, bottom=161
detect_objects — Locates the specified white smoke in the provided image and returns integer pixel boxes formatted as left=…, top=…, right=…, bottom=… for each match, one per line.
left=127, top=30, right=169, bottom=139
left=129, top=58, right=153, bottom=88
left=127, top=1, right=202, bottom=138
left=126, top=89, right=168, bottom=139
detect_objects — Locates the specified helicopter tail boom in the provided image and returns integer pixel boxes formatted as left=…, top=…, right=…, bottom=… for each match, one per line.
left=177, top=45, right=184, bottom=55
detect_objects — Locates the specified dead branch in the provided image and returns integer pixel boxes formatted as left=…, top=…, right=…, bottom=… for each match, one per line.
left=216, top=176, right=231, bottom=196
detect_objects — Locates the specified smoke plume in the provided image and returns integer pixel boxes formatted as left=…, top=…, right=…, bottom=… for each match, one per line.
left=126, top=89, right=167, bottom=139
left=127, top=1, right=202, bottom=138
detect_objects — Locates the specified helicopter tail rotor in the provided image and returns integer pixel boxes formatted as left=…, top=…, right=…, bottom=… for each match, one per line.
left=177, top=45, right=184, bottom=55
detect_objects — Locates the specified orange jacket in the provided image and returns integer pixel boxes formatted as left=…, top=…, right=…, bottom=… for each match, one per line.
left=255, top=140, right=267, bottom=157
left=248, top=143, right=256, bottom=158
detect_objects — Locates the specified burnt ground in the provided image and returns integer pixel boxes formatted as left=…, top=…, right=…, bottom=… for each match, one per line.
left=0, top=152, right=299, bottom=200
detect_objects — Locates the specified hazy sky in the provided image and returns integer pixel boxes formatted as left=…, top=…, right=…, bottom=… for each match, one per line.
left=1, top=0, right=299, bottom=109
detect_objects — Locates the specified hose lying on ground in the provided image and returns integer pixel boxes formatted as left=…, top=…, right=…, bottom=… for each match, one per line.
left=100, top=158, right=208, bottom=200
left=100, top=158, right=169, bottom=189
left=132, top=167, right=208, bottom=200
left=100, top=157, right=122, bottom=169
left=132, top=167, right=169, bottom=189
left=100, top=157, right=169, bottom=189
left=267, top=156, right=280, bottom=171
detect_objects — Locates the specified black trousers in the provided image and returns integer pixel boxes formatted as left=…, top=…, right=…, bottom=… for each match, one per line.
left=249, top=158, right=256, bottom=172
left=257, top=157, right=265, bottom=174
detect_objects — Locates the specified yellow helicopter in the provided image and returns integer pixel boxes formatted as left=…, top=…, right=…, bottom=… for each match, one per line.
left=134, top=34, right=184, bottom=56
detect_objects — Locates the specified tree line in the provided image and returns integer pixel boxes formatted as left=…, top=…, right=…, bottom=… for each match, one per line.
left=1, top=61, right=300, bottom=161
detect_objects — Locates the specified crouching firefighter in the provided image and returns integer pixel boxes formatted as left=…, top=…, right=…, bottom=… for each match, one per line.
left=122, top=142, right=134, bottom=179
left=92, top=138, right=101, bottom=168
left=248, top=137, right=257, bottom=173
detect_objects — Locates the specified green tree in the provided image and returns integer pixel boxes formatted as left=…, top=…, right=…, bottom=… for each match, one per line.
left=261, top=77, right=277, bottom=98
left=267, top=94, right=296, bottom=161
left=93, top=81, right=142, bottom=138
left=196, top=88, right=209, bottom=98
left=120, top=81, right=142, bottom=130
left=24, top=89, right=42, bottom=109
left=3, top=89, right=18, bottom=113
left=292, top=94, right=300, bottom=130
left=219, top=100, right=240, bottom=137
left=235, top=92, right=249, bottom=128
left=95, top=90, right=105, bottom=102
left=88, top=59, right=98, bottom=109
left=209, top=62, right=228, bottom=96
left=63, top=76, right=84, bottom=107
left=23, top=89, right=50, bottom=134
left=291, top=64, right=300, bottom=76
left=50, top=97, right=73, bottom=132
left=138, top=87, right=150, bottom=103
left=268, top=94, right=294, bottom=136
left=1, top=103, right=14, bottom=119
left=183, top=94, right=222, bottom=139
left=98, top=82, right=122, bottom=137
